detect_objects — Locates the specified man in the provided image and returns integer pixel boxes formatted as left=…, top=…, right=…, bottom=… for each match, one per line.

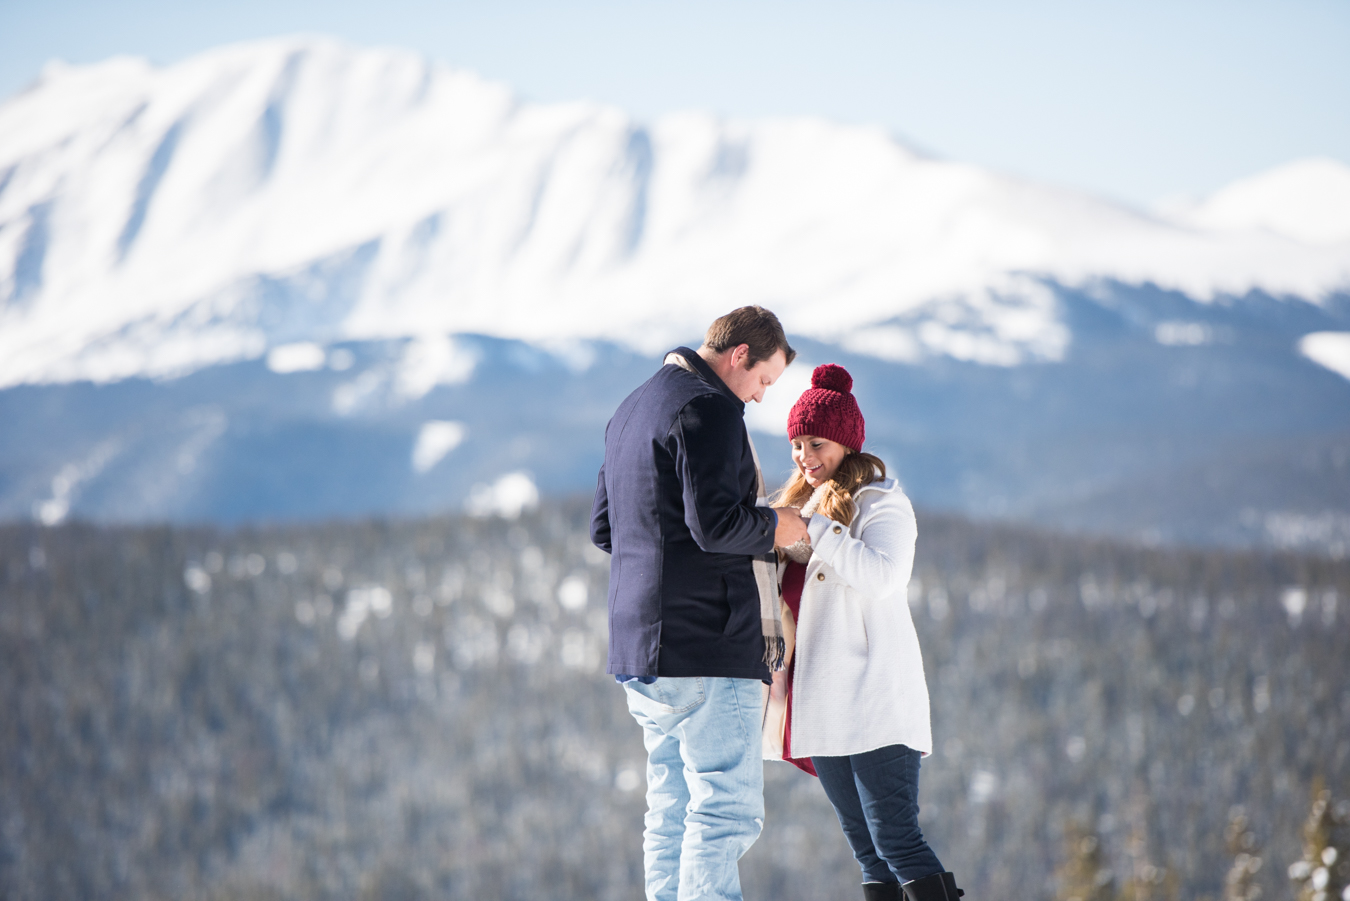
left=590, top=306, right=810, bottom=901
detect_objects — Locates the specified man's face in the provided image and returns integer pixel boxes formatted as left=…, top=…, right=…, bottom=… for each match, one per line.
left=724, top=348, right=788, bottom=404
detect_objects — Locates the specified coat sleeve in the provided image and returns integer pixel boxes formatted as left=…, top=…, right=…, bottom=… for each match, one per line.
left=673, top=394, right=776, bottom=556
left=806, top=490, right=916, bottom=598
left=589, top=463, right=612, bottom=554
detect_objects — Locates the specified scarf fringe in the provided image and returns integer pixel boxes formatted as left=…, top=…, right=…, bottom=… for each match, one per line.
left=762, top=633, right=786, bottom=671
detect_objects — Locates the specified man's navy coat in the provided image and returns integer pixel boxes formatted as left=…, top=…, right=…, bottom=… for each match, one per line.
left=590, top=347, right=778, bottom=681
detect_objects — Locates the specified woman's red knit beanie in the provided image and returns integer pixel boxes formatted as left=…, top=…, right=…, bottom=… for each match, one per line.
left=787, top=364, right=865, bottom=452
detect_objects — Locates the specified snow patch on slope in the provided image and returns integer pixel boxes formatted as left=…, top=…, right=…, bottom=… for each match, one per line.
left=267, top=342, right=326, bottom=373
left=1299, top=332, right=1350, bottom=381
left=411, top=420, right=466, bottom=473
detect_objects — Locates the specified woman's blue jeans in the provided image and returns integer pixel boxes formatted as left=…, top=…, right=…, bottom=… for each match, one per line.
left=624, top=676, right=765, bottom=901
left=813, top=744, right=944, bottom=885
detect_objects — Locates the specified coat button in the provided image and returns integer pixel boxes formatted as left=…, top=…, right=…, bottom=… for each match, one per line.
left=832, top=525, right=842, bottom=534
left=816, top=572, right=825, bottom=581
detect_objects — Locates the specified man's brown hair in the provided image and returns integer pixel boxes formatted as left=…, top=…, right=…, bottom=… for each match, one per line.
left=702, top=306, right=797, bottom=368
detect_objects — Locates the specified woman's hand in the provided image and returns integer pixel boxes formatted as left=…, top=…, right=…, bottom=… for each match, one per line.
left=772, top=506, right=810, bottom=550
left=770, top=669, right=789, bottom=701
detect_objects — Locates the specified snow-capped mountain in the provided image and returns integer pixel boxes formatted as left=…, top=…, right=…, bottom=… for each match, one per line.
left=1158, top=157, right=1350, bottom=247
left=1, top=37, right=1349, bottom=551
left=2, top=36, right=1348, bottom=389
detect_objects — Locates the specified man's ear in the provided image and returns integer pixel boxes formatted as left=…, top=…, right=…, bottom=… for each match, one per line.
left=733, top=343, right=751, bottom=368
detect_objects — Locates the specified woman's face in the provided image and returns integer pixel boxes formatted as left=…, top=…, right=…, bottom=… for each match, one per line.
left=791, top=435, right=850, bottom=488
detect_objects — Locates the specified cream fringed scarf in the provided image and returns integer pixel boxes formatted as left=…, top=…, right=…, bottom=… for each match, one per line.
left=762, top=482, right=829, bottom=760
left=780, top=483, right=829, bottom=564
left=665, top=352, right=784, bottom=670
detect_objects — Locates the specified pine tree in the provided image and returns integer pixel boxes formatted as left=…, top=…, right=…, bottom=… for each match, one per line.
left=1289, top=781, right=1350, bottom=901
left=1117, top=816, right=1178, bottom=901
left=1224, top=807, right=1263, bottom=901
left=1056, top=821, right=1116, bottom=901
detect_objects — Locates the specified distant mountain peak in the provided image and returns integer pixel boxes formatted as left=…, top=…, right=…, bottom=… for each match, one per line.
left=1158, top=157, right=1350, bottom=247
left=1, top=37, right=1348, bottom=389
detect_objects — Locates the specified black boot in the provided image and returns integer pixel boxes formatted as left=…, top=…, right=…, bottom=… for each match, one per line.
left=900, top=871, right=965, bottom=901
left=863, top=883, right=904, bottom=901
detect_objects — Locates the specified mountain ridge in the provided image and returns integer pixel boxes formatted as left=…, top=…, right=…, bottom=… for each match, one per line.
left=3, top=36, right=1349, bottom=549
left=2, top=35, right=1348, bottom=390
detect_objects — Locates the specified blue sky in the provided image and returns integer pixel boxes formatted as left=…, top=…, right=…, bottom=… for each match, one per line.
left=2, top=0, right=1346, bottom=208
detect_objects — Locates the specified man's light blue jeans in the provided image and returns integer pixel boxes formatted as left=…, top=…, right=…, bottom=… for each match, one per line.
left=623, top=676, right=765, bottom=901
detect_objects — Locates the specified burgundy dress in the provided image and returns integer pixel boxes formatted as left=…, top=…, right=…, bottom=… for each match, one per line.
left=780, top=560, right=817, bottom=777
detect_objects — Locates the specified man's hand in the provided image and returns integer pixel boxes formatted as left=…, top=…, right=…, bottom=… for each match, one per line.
left=773, top=508, right=810, bottom=549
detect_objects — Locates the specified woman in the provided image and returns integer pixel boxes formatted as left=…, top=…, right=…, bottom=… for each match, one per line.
left=767, top=363, right=963, bottom=901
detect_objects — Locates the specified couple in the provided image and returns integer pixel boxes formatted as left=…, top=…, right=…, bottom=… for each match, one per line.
left=590, top=306, right=964, bottom=901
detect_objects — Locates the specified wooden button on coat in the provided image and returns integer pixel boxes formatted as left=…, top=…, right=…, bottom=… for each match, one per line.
left=816, top=572, right=826, bottom=581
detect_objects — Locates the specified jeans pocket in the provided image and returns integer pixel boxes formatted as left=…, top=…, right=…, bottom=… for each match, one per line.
left=627, top=676, right=706, bottom=714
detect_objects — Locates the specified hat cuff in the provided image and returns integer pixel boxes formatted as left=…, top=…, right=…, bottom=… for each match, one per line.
left=787, top=418, right=862, bottom=453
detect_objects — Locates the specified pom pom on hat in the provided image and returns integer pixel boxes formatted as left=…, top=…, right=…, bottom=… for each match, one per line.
left=811, top=363, right=852, bottom=393
left=787, top=363, right=865, bottom=452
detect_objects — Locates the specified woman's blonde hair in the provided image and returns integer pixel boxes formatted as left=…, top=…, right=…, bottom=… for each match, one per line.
left=775, top=449, right=886, bottom=525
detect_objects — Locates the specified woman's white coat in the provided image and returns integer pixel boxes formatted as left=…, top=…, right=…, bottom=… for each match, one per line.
left=781, top=477, right=933, bottom=759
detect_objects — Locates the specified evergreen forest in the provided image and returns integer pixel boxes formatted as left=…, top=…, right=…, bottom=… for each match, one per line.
left=1, top=501, right=1347, bottom=900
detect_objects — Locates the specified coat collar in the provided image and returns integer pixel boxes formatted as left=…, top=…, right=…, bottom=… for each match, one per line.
left=839, top=476, right=899, bottom=526
left=855, top=476, right=899, bottom=497
left=666, top=346, right=744, bottom=410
